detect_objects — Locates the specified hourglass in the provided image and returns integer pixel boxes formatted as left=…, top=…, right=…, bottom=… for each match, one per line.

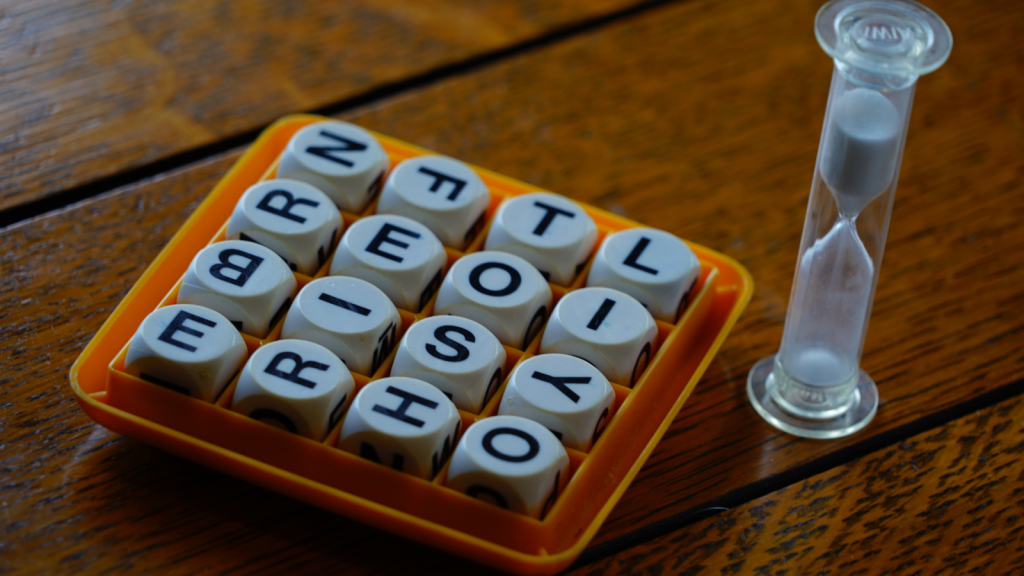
left=747, top=0, right=952, bottom=438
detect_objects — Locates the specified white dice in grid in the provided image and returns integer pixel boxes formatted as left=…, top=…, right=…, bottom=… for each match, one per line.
left=338, top=377, right=462, bottom=480
left=231, top=339, right=355, bottom=441
left=124, top=304, right=248, bottom=402
left=281, top=276, right=401, bottom=377
left=484, top=192, right=597, bottom=285
left=390, top=315, right=506, bottom=413
left=539, top=287, right=657, bottom=386
left=433, top=251, right=552, bottom=350
left=329, top=214, right=447, bottom=312
left=586, top=228, right=700, bottom=322
left=499, top=354, right=614, bottom=451
left=276, top=120, right=390, bottom=213
left=178, top=240, right=297, bottom=338
left=376, top=155, right=490, bottom=250
left=446, top=415, right=568, bottom=519
left=226, top=179, right=343, bottom=276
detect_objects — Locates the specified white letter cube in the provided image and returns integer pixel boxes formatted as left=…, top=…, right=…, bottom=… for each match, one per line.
left=281, top=276, right=401, bottom=376
left=338, top=377, right=462, bottom=480
left=586, top=228, right=700, bottom=322
left=390, top=315, right=506, bottom=413
left=276, top=120, right=390, bottom=213
left=377, top=155, right=490, bottom=250
left=124, top=304, right=247, bottom=402
left=329, top=214, right=447, bottom=312
left=484, top=192, right=597, bottom=285
left=231, top=339, right=355, bottom=441
left=433, top=251, right=552, bottom=350
left=226, top=179, right=343, bottom=276
left=178, top=240, right=297, bottom=338
left=499, top=354, right=614, bottom=451
left=539, top=287, right=657, bottom=386
left=446, top=415, right=569, bottom=518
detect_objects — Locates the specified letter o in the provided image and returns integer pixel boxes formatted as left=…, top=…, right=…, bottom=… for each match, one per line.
left=469, top=262, right=521, bottom=297
left=482, top=427, right=540, bottom=463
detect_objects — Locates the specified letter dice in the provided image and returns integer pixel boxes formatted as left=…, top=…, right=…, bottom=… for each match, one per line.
left=276, top=120, right=390, bottom=213
left=124, top=304, right=247, bottom=402
left=226, top=179, right=342, bottom=276
left=281, top=276, right=401, bottom=376
left=338, top=377, right=462, bottom=480
left=376, top=155, right=490, bottom=250
left=499, top=354, right=614, bottom=451
left=539, top=287, right=657, bottom=386
left=446, top=415, right=569, bottom=519
left=484, top=192, right=597, bottom=285
left=329, top=215, right=447, bottom=312
left=434, top=251, right=552, bottom=350
left=231, top=339, right=355, bottom=441
left=586, top=228, right=701, bottom=322
left=391, top=315, right=506, bottom=413
left=178, top=240, right=297, bottom=338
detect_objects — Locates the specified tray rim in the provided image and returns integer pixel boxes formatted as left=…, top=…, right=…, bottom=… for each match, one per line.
left=69, top=114, right=754, bottom=574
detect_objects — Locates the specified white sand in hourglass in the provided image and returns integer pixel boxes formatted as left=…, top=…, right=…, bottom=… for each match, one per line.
left=779, top=88, right=901, bottom=389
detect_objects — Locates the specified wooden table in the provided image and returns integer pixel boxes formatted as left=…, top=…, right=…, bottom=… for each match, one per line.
left=2, top=0, right=1022, bottom=573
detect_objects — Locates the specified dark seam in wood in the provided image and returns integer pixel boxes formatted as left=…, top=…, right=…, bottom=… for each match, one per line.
left=572, top=376, right=1024, bottom=569
left=0, top=0, right=684, bottom=231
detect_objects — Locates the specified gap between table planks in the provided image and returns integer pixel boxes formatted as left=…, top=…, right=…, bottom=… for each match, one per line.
left=0, top=0, right=657, bottom=216
left=1, top=0, right=1023, bottom=572
left=572, top=395, right=1024, bottom=576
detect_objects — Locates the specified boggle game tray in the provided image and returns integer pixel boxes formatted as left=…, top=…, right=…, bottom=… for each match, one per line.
left=70, top=114, right=752, bottom=575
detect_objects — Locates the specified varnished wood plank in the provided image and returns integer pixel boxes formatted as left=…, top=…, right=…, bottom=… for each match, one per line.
left=1, top=0, right=1023, bottom=572
left=573, top=396, right=1024, bottom=575
left=0, top=0, right=642, bottom=213
left=341, top=0, right=1024, bottom=546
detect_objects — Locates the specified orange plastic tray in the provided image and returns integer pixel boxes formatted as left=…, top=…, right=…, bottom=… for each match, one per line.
left=70, top=114, right=752, bottom=575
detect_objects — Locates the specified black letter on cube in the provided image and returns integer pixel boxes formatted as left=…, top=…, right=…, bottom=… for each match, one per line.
left=370, top=321, right=398, bottom=376
left=372, top=385, right=439, bottom=428
left=482, top=427, right=540, bottom=462
left=591, top=406, right=610, bottom=445
left=249, top=408, right=298, bottom=434
left=307, top=130, right=367, bottom=167
left=586, top=298, right=617, bottom=330
left=264, top=352, right=329, bottom=389
left=466, top=484, right=509, bottom=508
left=360, top=442, right=406, bottom=471
left=631, top=341, right=653, bottom=387
left=623, top=237, right=658, bottom=275
left=541, top=469, right=562, bottom=518
left=158, top=310, right=217, bottom=352
left=418, top=167, right=467, bottom=201
left=431, top=420, right=462, bottom=477
left=523, top=306, right=547, bottom=350
left=469, top=262, right=521, bottom=297
left=531, top=371, right=592, bottom=403
left=366, top=223, right=421, bottom=263
left=318, top=293, right=372, bottom=316
left=426, top=325, right=475, bottom=362
left=256, top=189, right=319, bottom=224
left=210, top=248, right=264, bottom=287
left=532, top=201, right=576, bottom=236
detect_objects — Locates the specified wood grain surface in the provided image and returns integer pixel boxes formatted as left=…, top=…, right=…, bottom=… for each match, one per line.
left=0, top=0, right=641, bottom=212
left=1, top=0, right=1022, bottom=573
left=318, top=0, right=1024, bottom=545
left=574, top=396, right=1024, bottom=576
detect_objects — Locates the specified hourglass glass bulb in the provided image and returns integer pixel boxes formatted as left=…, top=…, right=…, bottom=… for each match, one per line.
left=821, top=88, right=902, bottom=216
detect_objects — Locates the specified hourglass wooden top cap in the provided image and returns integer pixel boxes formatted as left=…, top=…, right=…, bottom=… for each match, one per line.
left=815, top=0, right=952, bottom=77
